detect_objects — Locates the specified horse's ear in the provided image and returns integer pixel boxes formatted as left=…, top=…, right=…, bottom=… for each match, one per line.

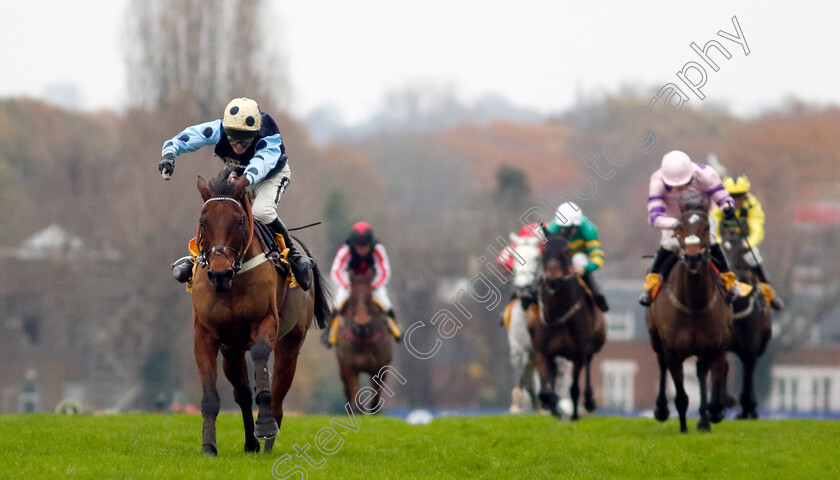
left=232, top=175, right=249, bottom=199
left=197, top=176, right=212, bottom=202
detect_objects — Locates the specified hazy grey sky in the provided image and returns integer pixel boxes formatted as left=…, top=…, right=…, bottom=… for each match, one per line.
left=2, top=1, right=836, bottom=124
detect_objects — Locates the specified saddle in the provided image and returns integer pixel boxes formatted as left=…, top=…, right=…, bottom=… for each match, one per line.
left=649, top=260, right=737, bottom=303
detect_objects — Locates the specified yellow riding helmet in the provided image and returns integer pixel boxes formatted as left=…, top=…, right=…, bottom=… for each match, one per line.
left=222, top=98, right=262, bottom=133
left=723, top=174, right=751, bottom=195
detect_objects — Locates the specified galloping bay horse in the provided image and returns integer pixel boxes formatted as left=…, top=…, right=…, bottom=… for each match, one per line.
left=722, top=229, right=772, bottom=419
left=335, top=269, right=394, bottom=412
left=191, top=168, right=330, bottom=455
left=646, top=198, right=732, bottom=432
left=504, top=231, right=568, bottom=413
left=529, top=232, right=606, bottom=420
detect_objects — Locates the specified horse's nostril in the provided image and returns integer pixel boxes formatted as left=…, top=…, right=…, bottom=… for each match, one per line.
left=208, top=269, right=233, bottom=284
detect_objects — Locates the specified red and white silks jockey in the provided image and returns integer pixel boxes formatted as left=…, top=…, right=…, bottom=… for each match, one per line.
left=323, top=222, right=401, bottom=347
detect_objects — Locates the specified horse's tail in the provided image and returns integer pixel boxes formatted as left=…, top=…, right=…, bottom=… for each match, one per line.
left=293, top=235, right=332, bottom=329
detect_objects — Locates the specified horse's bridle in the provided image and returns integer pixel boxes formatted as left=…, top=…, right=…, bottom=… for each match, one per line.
left=675, top=212, right=711, bottom=265
left=195, top=196, right=254, bottom=274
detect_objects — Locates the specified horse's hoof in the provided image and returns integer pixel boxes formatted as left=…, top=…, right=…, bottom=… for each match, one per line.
left=255, top=418, right=279, bottom=439
left=654, top=408, right=669, bottom=422
left=738, top=410, right=758, bottom=420
left=697, top=419, right=711, bottom=432
left=263, top=437, right=275, bottom=454
left=538, top=391, right=558, bottom=411
left=724, top=394, right=737, bottom=408
left=244, top=436, right=260, bottom=453
left=202, top=444, right=218, bottom=456
left=571, top=413, right=580, bottom=421
left=709, top=410, right=725, bottom=424
left=584, top=398, right=596, bottom=412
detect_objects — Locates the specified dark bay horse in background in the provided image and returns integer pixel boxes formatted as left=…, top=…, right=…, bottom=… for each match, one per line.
left=191, top=168, right=330, bottom=455
left=335, top=269, right=394, bottom=412
left=646, top=199, right=732, bottom=433
left=722, top=230, right=772, bottom=419
left=529, top=233, right=606, bottom=420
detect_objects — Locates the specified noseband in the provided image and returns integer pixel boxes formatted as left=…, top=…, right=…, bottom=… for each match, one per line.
left=195, top=196, right=254, bottom=274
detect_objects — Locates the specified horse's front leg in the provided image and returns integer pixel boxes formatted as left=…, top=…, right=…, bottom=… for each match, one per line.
left=583, top=354, right=596, bottom=413
left=251, top=318, right=279, bottom=440
left=709, top=353, right=729, bottom=423
left=222, top=349, right=260, bottom=453
left=654, top=350, right=670, bottom=422
left=665, top=352, right=689, bottom=433
left=696, top=357, right=711, bottom=432
left=569, top=356, right=584, bottom=421
left=195, top=325, right=221, bottom=455
left=509, top=345, right=529, bottom=413
left=533, top=349, right=560, bottom=418
left=368, top=368, right=388, bottom=414
left=736, top=353, right=758, bottom=419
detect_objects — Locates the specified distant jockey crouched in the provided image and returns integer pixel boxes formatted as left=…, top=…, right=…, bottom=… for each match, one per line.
left=323, top=222, right=401, bottom=347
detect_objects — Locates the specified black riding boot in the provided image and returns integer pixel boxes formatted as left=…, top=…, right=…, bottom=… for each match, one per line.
left=267, top=218, right=312, bottom=291
left=639, top=248, right=672, bottom=306
left=711, top=244, right=739, bottom=304
left=172, top=255, right=194, bottom=283
left=582, top=272, right=609, bottom=312
left=750, top=264, right=785, bottom=310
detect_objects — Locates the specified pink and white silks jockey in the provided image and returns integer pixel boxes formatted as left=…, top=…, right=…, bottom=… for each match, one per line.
left=640, top=150, right=738, bottom=306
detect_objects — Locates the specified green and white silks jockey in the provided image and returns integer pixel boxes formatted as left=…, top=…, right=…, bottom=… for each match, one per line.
left=543, top=202, right=609, bottom=312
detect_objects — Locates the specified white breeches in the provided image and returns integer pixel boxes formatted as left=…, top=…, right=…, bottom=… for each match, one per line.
left=333, top=284, right=393, bottom=312
left=247, top=163, right=292, bottom=224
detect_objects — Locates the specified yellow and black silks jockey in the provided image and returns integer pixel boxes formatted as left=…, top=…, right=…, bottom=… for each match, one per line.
left=159, top=97, right=312, bottom=291
left=322, top=222, right=402, bottom=347
left=711, top=174, right=784, bottom=310
left=544, top=202, right=610, bottom=312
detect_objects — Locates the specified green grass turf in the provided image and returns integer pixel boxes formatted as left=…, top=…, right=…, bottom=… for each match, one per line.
left=0, top=413, right=837, bottom=479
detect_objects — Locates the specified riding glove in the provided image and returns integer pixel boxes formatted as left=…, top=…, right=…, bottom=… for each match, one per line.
left=158, top=153, right=175, bottom=179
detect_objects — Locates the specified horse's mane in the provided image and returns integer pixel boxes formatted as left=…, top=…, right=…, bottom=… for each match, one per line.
left=207, top=167, right=242, bottom=197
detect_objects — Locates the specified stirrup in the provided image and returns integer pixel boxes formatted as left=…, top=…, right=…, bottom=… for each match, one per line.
left=639, top=290, right=653, bottom=307
left=172, top=256, right=194, bottom=283
left=289, top=253, right=312, bottom=291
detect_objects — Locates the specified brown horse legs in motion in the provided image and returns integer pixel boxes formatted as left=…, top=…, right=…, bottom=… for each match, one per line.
left=191, top=169, right=330, bottom=455
left=647, top=201, right=732, bottom=433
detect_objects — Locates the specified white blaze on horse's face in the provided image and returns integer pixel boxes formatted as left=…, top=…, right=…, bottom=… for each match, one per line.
left=683, top=234, right=704, bottom=256
left=685, top=235, right=701, bottom=246
left=688, top=213, right=701, bottom=225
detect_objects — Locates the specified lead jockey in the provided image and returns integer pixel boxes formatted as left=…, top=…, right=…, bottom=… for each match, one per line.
left=324, top=222, right=401, bottom=347
left=639, top=150, right=739, bottom=306
left=159, top=97, right=312, bottom=290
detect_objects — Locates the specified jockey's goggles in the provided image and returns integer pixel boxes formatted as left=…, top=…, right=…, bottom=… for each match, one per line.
left=226, top=130, right=256, bottom=148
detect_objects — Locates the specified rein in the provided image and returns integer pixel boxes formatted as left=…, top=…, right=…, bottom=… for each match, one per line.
left=196, top=196, right=256, bottom=274
left=538, top=272, right=584, bottom=325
